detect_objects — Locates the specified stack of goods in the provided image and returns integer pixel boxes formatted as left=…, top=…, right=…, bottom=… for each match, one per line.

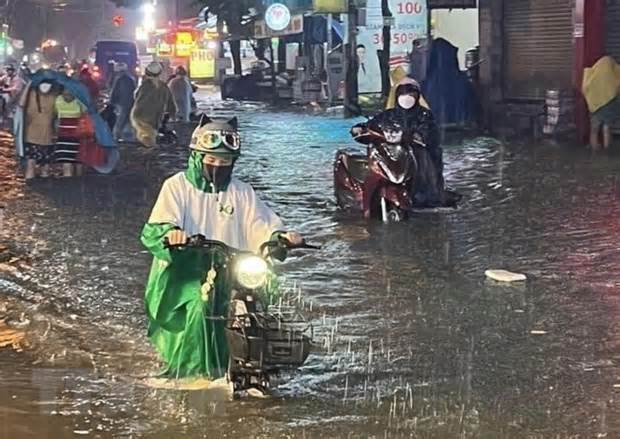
left=543, top=89, right=576, bottom=136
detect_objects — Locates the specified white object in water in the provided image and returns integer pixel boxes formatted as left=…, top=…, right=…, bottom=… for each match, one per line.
left=485, top=269, right=527, bottom=283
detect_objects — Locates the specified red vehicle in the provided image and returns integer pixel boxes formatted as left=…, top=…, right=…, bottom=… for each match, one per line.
left=334, top=122, right=417, bottom=222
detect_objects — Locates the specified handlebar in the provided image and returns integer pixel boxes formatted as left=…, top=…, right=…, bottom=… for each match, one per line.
left=164, top=234, right=321, bottom=255
left=259, top=237, right=321, bottom=254
left=164, top=234, right=228, bottom=250
left=353, top=127, right=427, bottom=148
left=353, top=128, right=386, bottom=143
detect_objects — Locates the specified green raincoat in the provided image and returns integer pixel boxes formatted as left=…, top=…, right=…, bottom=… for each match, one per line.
left=141, top=152, right=285, bottom=378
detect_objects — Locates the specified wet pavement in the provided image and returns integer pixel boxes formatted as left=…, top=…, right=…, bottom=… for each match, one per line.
left=1, top=98, right=620, bottom=438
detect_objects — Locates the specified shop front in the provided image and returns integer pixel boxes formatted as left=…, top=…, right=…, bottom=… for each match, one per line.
left=606, top=0, right=620, bottom=62
left=503, top=0, right=574, bottom=101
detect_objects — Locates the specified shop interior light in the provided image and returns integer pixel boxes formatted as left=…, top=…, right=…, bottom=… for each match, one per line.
left=136, top=27, right=148, bottom=41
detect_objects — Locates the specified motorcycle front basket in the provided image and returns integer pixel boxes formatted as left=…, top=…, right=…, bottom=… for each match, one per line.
left=226, top=314, right=311, bottom=369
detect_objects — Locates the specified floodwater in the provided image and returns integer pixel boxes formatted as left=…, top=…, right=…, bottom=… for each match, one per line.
left=1, top=99, right=620, bottom=438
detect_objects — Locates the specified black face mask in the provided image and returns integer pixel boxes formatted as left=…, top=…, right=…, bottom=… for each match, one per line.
left=203, top=164, right=233, bottom=190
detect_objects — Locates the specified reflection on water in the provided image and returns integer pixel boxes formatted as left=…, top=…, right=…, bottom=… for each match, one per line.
left=1, top=101, right=620, bottom=437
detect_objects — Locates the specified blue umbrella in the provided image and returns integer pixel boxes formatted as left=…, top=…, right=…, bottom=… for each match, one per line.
left=29, top=69, right=116, bottom=148
left=26, top=69, right=120, bottom=173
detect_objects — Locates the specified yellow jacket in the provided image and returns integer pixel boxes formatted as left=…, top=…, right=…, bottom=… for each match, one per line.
left=582, top=56, right=620, bottom=113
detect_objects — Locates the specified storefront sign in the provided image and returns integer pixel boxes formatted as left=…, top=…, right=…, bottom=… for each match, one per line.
left=265, top=3, right=292, bottom=32
left=254, top=14, right=304, bottom=38
left=356, top=0, right=428, bottom=93
left=175, top=31, right=195, bottom=57
left=313, top=0, right=348, bottom=13
left=190, top=48, right=215, bottom=78
left=157, top=42, right=173, bottom=56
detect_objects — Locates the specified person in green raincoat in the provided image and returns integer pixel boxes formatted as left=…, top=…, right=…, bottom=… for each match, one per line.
left=140, top=115, right=303, bottom=379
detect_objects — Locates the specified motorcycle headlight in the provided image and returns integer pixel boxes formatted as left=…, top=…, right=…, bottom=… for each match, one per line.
left=236, top=256, right=269, bottom=289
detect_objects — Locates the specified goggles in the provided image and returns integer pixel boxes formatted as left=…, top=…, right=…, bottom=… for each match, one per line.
left=198, top=130, right=240, bottom=152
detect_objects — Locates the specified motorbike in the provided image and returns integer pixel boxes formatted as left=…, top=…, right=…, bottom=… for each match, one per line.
left=334, top=121, right=418, bottom=222
left=96, top=92, right=117, bottom=133
left=165, top=234, right=318, bottom=397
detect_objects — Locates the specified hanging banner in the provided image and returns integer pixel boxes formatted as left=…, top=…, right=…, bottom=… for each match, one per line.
left=356, top=0, right=428, bottom=93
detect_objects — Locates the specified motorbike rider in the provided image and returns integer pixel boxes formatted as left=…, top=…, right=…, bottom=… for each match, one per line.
left=351, top=77, right=458, bottom=208
left=109, top=62, right=136, bottom=141
left=140, top=115, right=303, bottom=379
left=78, top=66, right=100, bottom=102
left=167, top=66, right=193, bottom=123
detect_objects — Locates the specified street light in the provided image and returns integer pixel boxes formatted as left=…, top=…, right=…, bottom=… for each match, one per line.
left=142, top=2, right=155, bottom=32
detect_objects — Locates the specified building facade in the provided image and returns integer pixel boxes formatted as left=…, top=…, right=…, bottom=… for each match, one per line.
left=478, top=0, right=620, bottom=139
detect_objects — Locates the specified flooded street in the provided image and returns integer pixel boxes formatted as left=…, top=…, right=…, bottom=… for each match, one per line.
left=1, top=100, right=620, bottom=438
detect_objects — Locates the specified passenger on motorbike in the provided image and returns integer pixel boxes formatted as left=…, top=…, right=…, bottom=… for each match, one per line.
left=140, top=115, right=303, bottom=379
left=351, top=77, right=458, bottom=208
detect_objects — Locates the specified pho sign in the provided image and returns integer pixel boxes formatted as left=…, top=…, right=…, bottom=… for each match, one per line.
left=265, top=3, right=291, bottom=32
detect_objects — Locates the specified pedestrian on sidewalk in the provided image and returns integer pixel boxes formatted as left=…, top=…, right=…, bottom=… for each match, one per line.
left=22, top=81, right=58, bottom=180
left=130, top=62, right=176, bottom=147
left=109, top=62, right=136, bottom=141
left=54, top=88, right=86, bottom=177
left=1, top=65, right=26, bottom=126
left=583, top=56, right=620, bottom=151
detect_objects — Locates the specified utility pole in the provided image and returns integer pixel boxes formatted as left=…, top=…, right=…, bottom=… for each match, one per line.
left=171, top=0, right=178, bottom=25
left=326, top=13, right=333, bottom=104
left=327, top=14, right=333, bottom=57
left=344, top=0, right=358, bottom=118
left=380, top=0, right=392, bottom=98
left=1, top=24, right=7, bottom=64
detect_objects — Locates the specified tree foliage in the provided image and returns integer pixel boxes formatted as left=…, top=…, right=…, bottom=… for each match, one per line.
left=196, top=0, right=262, bottom=75
left=196, top=0, right=260, bottom=37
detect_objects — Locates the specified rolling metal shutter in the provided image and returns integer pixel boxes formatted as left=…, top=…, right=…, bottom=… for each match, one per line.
left=606, top=0, right=620, bottom=62
left=606, top=1, right=620, bottom=132
left=503, top=0, right=574, bottom=100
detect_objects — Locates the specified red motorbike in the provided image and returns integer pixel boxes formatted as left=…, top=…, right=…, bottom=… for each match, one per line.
left=334, top=122, right=418, bottom=222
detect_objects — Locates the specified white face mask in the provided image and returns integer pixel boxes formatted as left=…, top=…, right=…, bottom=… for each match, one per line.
left=397, top=94, right=417, bottom=110
left=39, top=83, right=52, bottom=94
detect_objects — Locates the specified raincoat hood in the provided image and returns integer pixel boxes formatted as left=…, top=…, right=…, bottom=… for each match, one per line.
left=395, top=77, right=421, bottom=94
left=386, top=68, right=430, bottom=110
left=145, top=61, right=163, bottom=77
